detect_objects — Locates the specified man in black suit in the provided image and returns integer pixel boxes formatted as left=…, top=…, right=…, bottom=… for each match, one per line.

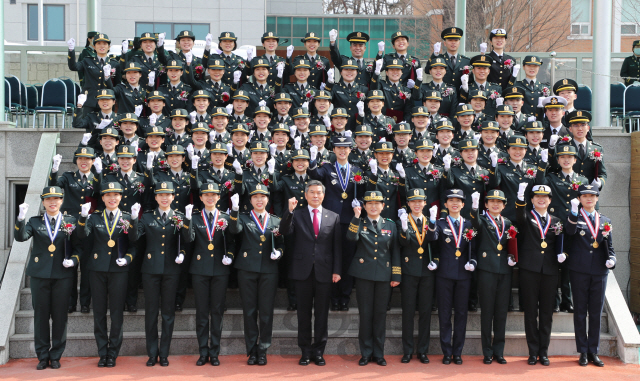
left=279, top=180, right=342, bottom=366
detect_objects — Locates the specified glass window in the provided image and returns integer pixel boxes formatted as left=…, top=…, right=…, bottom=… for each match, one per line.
left=43, top=5, right=65, bottom=41
left=308, top=18, right=322, bottom=35
left=154, top=23, right=172, bottom=38
left=191, top=24, right=210, bottom=39
left=323, top=18, right=338, bottom=35
left=27, top=4, right=38, bottom=41
left=339, top=18, right=354, bottom=38
left=354, top=19, right=369, bottom=34
left=267, top=16, right=276, bottom=34
left=277, top=17, right=292, bottom=38
left=370, top=19, right=385, bottom=39
left=293, top=17, right=307, bottom=38
left=571, top=0, right=591, bottom=23
left=385, top=19, right=399, bottom=33
left=136, top=23, right=153, bottom=36
left=621, top=24, right=636, bottom=35
left=338, top=38, right=350, bottom=54
left=621, top=0, right=640, bottom=23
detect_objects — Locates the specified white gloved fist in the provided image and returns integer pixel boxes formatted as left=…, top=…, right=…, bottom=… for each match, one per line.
left=148, top=71, right=156, bottom=86
left=471, top=192, right=480, bottom=209
left=327, top=68, right=334, bottom=84
left=116, top=258, right=127, bottom=267
left=508, top=257, right=517, bottom=266
left=209, top=131, right=217, bottom=144
left=416, top=68, right=423, bottom=81
left=17, top=203, right=29, bottom=221
left=309, top=145, right=318, bottom=161
left=80, top=202, right=92, bottom=217
left=606, top=259, right=615, bottom=268
left=232, top=159, right=243, bottom=175
left=443, top=153, right=452, bottom=171
left=549, top=134, right=559, bottom=148
left=540, top=149, right=549, bottom=163
left=287, top=45, right=295, bottom=58
left=460, top=74, right=469, bottom=92
left=222, top=255, right=232, bottom=265
left=67, top=38, right=75, bottom=51
left=429, top=205, right=438, bottom=221
left=301, top=101, right=309, bottom=110
left=186, top=143, right=195, bottom=158
left=63, top=259, right=75, bottom=268
left=233, top=70, right=242, bottom=84
left=205, top=33, right=213, bottom=49
left=97, top=119, right=111, bottom=130
left=258, top=100, right=266, bottom=107
left=378, top=41, right=385, bottom=52
left=269, top=143, right=277, bottom=156
left=351, top=199, right=361, bottom=208
left=226, top=142, right=233, bottom=155
left=395, top=163, right=405, bottom=178
left=434, top=42, right=441, bottom=55
left=157, top=33, right=165, bottom=47
left=369, top=159, right=378, bottom=174
left=289, top=126, right=297, bottom=138
left=528, top=115, right=536, bottom=122
left=323, top=115, right=331, bottom=128
left=175, top=253, right=184, bottom=264
left=191, top=154, right=200, bottom=169
left=398, top=208, right=407, bottom=218
left=428, top=261, right=438, bottom=271
left=231, top=194, right=240, bottom=211
left=400, top=212, right=408, bottom=231
left=225, top=104, right=234, bottom=115
left=131, top=203, right=141, bottom=220
left=570, top=198, right=580, bottom=214
left=134, top=104, right=143, bottom=117
left=121, top=40, right=128, bottom=54
left=512, top=64, right=520, bottom=78
left=591, top=178, right=602, bottom=189
left=270, top=250, right=282, bottom=260
left=490, top=151, right=498, bottom=167
left=357, top=101, right=365, bottom=117
left=93, top=159, right=102, bottom=174
left=433, top=143, right=440, bottom=152
left=479, top=42, right=487, bottom=53
left=517, top=182, right=528, bottom=201
left=557, top=253, right=567, bottom=263
left=464, top=262, right=476, bottom=271
left=329, top=29, right=338, bottom=42
left=146, top=152, right=155, bottom=170
left=374, top=59, right=383, bottom=75
left=276, top=62, right=284, bottom=78
left=344, top=130, right=352, bottom=137
left=149, top=113, right=158, bottom=127
left=294, top=136, right=302, bottom=150
left=407, top=79, right=415, bottom=89
left=496, top=97, right=504, bottom=106
left=267, top=157, right=276, bottom=174
left=379, top=138, right=386, bottom=142
left=473, top=133, right=481, bottom=142
left=246, top=47, right=254, bottom=61
left=78, top=93, right=87, bottom=106
left=190, top=111, right=197, bottom=124
left=185, top=204, right=193, bottom=220
left=103, top=64, right=112, bottom=79
left=52, top=154, right=62, bottom=172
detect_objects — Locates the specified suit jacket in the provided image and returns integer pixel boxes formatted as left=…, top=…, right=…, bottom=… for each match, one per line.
left=487, top=51, right=516, bottom=90
left=376, top=52, right=421, bottom=86
left=229, top=211, right=284, bottom=274
left=515, top=202, right=562, bottom=275
left=279, top=207, right=342, bottom=282
left=202, top=50, right=247, bottom=87
left=182, top=210, right=235, bottom=276
left=425, top=217, right=477, bottom=280
left=412, top=80, right=458, bottom=117
left=470, top=208, right=515, bottom=275
left=541, top=124, right=569, bottom=149
left=287, top=54, right=330, bottom=90
left=565, top=210, right=616, bottom=275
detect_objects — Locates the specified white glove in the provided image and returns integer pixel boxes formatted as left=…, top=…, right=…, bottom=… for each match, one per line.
left=276, top=62, right=284, bottom=78
left=103, top=64, right=111, bottom=79
left=528, top=115, right=536, bottom=122
left=116, top=258, right=127, bottom=267
left=258, top=100, right=266, bottom=107
left=517, top=182, right=528, bottom=201
left=323, top=115, right=331, bottom=128
left=301, top=101, right=309, bottom=110
left=249, top=129, right=255, bottom=141
left=269, top=143, right=277, bottom=156
left=289, top=126, right=297, bottom=138
left=540, top=149, right=549, bottom=163
left=134, top=104, right=143, bottom=117
left=52, top=154, right=62, bottom=172
left=287, top=45, right=295, bottom=58
left=225, top=104, right=234, bottom=115
left=461, top=74, right=469, bottom=92
left=374, top=59, right=383, bottom=75
left=351, top=199, right=361, bottom=208
left=429, top=205, right=438, bottom=221
left=97, top=119, right=111, bottom=130
left=407, top=79, right=415, bottom=89
left=329, top=29, right=338, bottom=42
left=549, top=134, right=559, bottom=148
left=606, top=259, right=615, bottom=268
left=175, top=253, right=184, bottom=264
left=433, top=42, right=441, bottom=55
left=378, top=41, right=385, bottom=52
left=369, top=159, right=378, bottom=174
left=557, top=253, right=567, bottom=263
left=209, top=131, right=217, bottom=144
left=77, top=93, right=87, bottom=106
left=157, top=33, right=165, bottom=47
left=490, top=151, right=498, bottom=167
left=226, top=142, right=233, bottom=155
left=591, top=178, right=602, bottom=189
left=496, top=97, right=504, bottom=106
left=131, top=203, right=141, bottom=220
left=327, top=68, right=334, bottom=84
left=232, top=159, right=243, bottom=175
left=190, top=111, right=197, bottom=124
left=309, top=145, right=318, bottom=160
left=93, top=159, right=102, bottom=174
left=186, top=143, right=195, bottom=159
left=395, top=163, right=405, bottom=178
left=512, top=64, right=520, bottom=78
left=416, top=68, right=423, bottom=81
left=231, top=194, right=240, bottom=211
left=471, top=192, right=480, bottom=210
left=479, top=42, right=487, bottom=54
left=399, top=211, right=408, bottom=231
left=570, top=198, right=580, bottom=214
left=270, top=250, right=282, bottom=260
left=185, top=204, right=193, bottom=220
left=149, top=113, right=158, bottom=127
left=17, top=203, right=28, bottom=221
left=508, top=257, right=517, bottom=266
left=205, top=33, right=213, bottom=49
left=148, top=71, right=156, bottom=87
left=63, top=259, right=74, bottom=268
left=443, top=153, right=451, bottom=171
left=357, top=101, right=365, bottom=117
left=246, top=46, right=254, bottom=61
left=122, top=40, right=128, bottom=54
left=222, top=255, right=232, bottom=265
left=267, top=157, right=276, bottom=174
left=80, top=202, right=91, bottom=217
left=146, top=152, right=155, bottom=170
left=191, top=154, right=200, bottom=169
left=294, top=136, right=302, bottom=150
left=473, top=133, right=481, bottom=142
left=379, top=138, right=386, bottom=142
left=537, top=97, right=545, bottom=108
left=398, top=209, right=407, bottom=219
left=233, top=70, right=242, bottom=84
left=428, top=261, right=438, bottom=271
left=464, top=262, right=476, bottom=271
left=67, top=38, right=75, bottom=50
left=433, top=143, right=440, bottom=152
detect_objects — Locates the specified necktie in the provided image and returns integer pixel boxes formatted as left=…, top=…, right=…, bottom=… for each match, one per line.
left=566, top=174, right=571, bottom=182
left=299, top=176, right=304, bottom=183
left=51, top=217, right=56, bottom=228
left=269, top=56, right=274, bottom=65
left=418, top=132, right=423, bottom=139
left=260, top=133, right=264, bottom=140
left=470, top=167, right=476, bottom=177
left=259, top=85, right=264, bottom=93
left=208, top=212, right=214, bottom=226
left=382, top=170, right=387, bottom=178
left=358, top=59, right=363, bottom=69
left=480, top=84, right=485, bottom=91
left=258, top=214, right=264, bottom=225
left=196, top=151, right=202, bottom=157
left=312, top=209, right=319, bottom=238
left=257, top=168, right=262, bottom=176
left=162, top=212, right=167, bottom=222
left=278, top=152, right=283, bottom=160
left=216, top=134, right=222, bottom=142
left=417, top=218, right=422, bottom=232
left=347, top=83, right=352, bottom=91
left=454, top=219, right=459, bottom=229
left=392, top=83, right=398, bottom=91
left=82, top=174, right=87, bottom=185
left=435, top=84, right=440, bottom=91
left=105, top=114, right=110, bottom=120
left=423, top=167, right=428, bottom=176
left=533, top=148, right=538, bottom=157
left=300, top=84, right=305, bottom=92
left=148, top=57, right=153, bottom=65
left=108, top=212, right=114, bottom=223
left=400, top=55, right=405, bottom=64
left=214, top=82, right=220, bottom=90
left=100, top=58, right=104, bottom=66
left=372, top=219, right=378, bottom=231
left=200, top=115, right=204, bottom=122
left=133, top=88, right=139, bottom=97
left=579, top=143, right=585, bottom=159
left=540, top=215, right=547, bottom=227
left=530, top=80, right=535, bottom=89
left=340, top=167, right=346, bottom=179
left=238, top=152, right=243, bottom=161
left=310, top=56, right=315, bottom=66
left=451, top=55, right=456, bottom=66
left=502, top=132, right=507, bottom=139
left=216, top=170, right=221, bottom=178
left=589, top=213, right=595, bottom=226
left=124, top=174, right=129, bottom=183
left=516, top=164, right=522, bottom=174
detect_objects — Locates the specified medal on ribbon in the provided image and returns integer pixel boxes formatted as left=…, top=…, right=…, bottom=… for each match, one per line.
left=335, top=161, right=350, bottom=199
left=485, top=210, right=505, bottom=251
left=446, top=216, right=465, bottom=258
left=202, top=209, right=219, bottom=251
left=44, top=214, right=63, bottom=252
left=580, top=209, right=600, bottom=248
left=408, top=215, right=427, bottom=254
left=250, top=210, right=270, bottom=242
left=531, top=210, right=551, bottom=248
left=103, top=209, right=121, bottom=248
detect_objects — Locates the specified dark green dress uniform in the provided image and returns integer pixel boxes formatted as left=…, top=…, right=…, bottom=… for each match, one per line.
left=202, top=32, right=247, bottom=88
left=77, top=31, right=98, bottom=87
left=184, top=63, right=232, bottom=112
left=324, top=61, right=370, bottom=131
left=269, top=93, right=294, bottom=128
left=157, top=30, right=204, bottom=84
left=401, top=140, right=443, bottom=215
left=118, top=113, right=146, bottom=148
left=128, top=33, right=163, bottom=89
left=431, top=27, right=470, bottom=89
left=165, top=109, right=193, bottom=149
left=146, top=145, right=192, bottom=213
left=365, top=142, right=403, bottom=221
left=497, top=128, right=517, bottom=151
left=77, top=182, right=138, bottom=365
left=370, top=61, right=414, bottom=123
left=430, top=119, right=460, bottom=166
left=620, top=42, right=640, bottom=86
left=375, top=31, right=421, bottom=86
left=329, top=31, right=373, bottom=87
left=286, top=108, right=312, bottom=151
left=191, top=142, right=235, bottom=213
left=397, top=189, right=437, bottom=361
left=15, top=187, right=81, bottom=368
left=470, top=191, right=516, bottom=361
left=348, top=147, right=373, bottom=171
left=158, top=61, right=193, bottom=114
left=233, top=141, right=279, bottom=213
left=135, top=125, right=167, bottom=173
left=392, top=146, right=417, bottom=169
left=249, top=107, right=273, bottom=143
left=229, top=184, right=285, bottom=361
left=182, top=183, right=236, bottom=364
left=72, top=92, right=118, bottom=152
left=224, top=124, right=251, bottom=171
left=476, top=120, right=507, bottom=169
left=356, top=91, right=396, bottom=141
left=109, top=62, right=150, bottom=114
left=412, top=58, right=458, bottom=117
left=90, top=128, right=119, bottom=172
left=244, top=32, right=288, bottom=88
left=136, top=182, right=187, bottom=364
left=278, top=59, right=320, bottom=112
left=523, top=122, right=545, bottom=167
left=506, top=56, right=549, bottom=115
left=347, top=191, right=401, bottom=363
left=458, top=55, right=502, bottom=119
left=287, top=33, right=330, bottom=89
left=235, top=58, right=276, bottom=116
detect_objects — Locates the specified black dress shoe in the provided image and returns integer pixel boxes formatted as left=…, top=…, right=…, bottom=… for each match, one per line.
left=358, top=356, right=370, bottom=366
left=210, top=357, right=220, bottom=366
left=418, top=353, right=429, bottom=364
left=175, top=304, right=182, bottom=312
left=81, top=305, right=90, bottom=313
left=106, top=357, right=116, bottom=367
left=401, top=354, right=412, bottom=363
left=373, top=357, right=387, bottom=366
left=442, top=355, right=451, bottom=365
left=539, top=356, right=550, bottom=366
left=588, top=353, right=604, bottom=367
left=493, top=355, right=507, bottom=364
left=387, top=305, right=391, bottom=311
left=553, top=305, right=560, bottom=313
left=299, top=356, right=310, bottom=366
left=196, top=355, right=209, bottom=366
left=339, top=303, right=349, bottom=311
left=287, top=304, right=297, bottom=311
left=468, top=303, right=478, bottom=312
left=560, top=303, right=574, bottom=313
left=257, top=354, right=267, bottom=365
left=508, top=305, right=514, bottom=312
left=50, top=359, right=61, bottom=369
left=127, top=304, right=137, bottom=313
left=579, top=353, right=588, bottom=366
left=432, top=305, right=437, bottom=312
left=528, top=355, right=537, bottom=365
left=331, top=303, right=339, bottom=311
left=483, top=356, right=493, bottom=364
left=98, top=356, right=107, bottom=367
left=68, top=305, right=76, bottom=313
left=313, top=355, right=325, bottom=366
left=36, top=360, right=48, bottom=370
left=247, top=354, right=258, bottom=365
left=453, top=355, right=463, bottom=365
left=159, top=357, right=169, bottom=366
left=146, top=356, right=158, bottom=366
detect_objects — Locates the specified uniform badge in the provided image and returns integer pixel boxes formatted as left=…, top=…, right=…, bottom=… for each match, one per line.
left=147, top=254, right=152, bottom=259
left=483, top=252, right=487, bottom=257
left=405, top=257, right=409, bottom=262
left=34, top=257, right=39, bottom=263
left=244, top=252, right=248, bottom=257
left=331, top=179, right=337, bottom=185
left=197, top=255, right=201, bottom=260
left=445, top=238, right=451, bottom=243
left=94, top=254, right=98, bottom=259
left=580, top=230, right=585, bottom=236
left=359, top=258, right=364, bottom=263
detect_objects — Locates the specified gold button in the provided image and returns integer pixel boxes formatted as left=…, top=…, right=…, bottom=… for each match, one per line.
left=374, top=250, right=377, bottom=252
left=162, top=235, right=165, bottom=238
left=374, top=256, right=377, bottom=259
left=81, top=189, right=85, bottom=192
left=161, top=251, right=164, bottom=254
left=259, top=243, right=262, bottom=246
left=162, top=243, right=164, bottom=246
left=259, top=251, right=262, bottom=254
left=375, top=235, right=378, bottom=238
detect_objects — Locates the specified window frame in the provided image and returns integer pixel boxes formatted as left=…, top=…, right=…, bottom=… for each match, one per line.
left=134, top=22, right=210, bottom=39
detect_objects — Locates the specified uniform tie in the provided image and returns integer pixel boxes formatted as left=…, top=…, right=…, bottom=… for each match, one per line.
left=258, top=214, right=264, bottom=225
left=470, top=167, right=476, bottom=177
left=299, top=176, right=304, bottom=183
left=300, top=84, right=305, bottom=92
left=82, top=174, right=87, bottom=185
left=278, top=152, right=284, bottom=160
left=269, top=56, right=274, bottom=65
left=162, top=212, right=167, bottom=222
left=216, top=170, right=221, bottom=178
left=533, top=148, right=538, bottom=157
left=579, top=143, right=585, bottom=159
left=340, top=167, right=346, bottom=179
left=451, top=55, right=457, bottom=67
left=454, top=219, right=459, bottom=229
left=208, top=212, right=214, bottom=226
left=133, top=88, right=139, bottom=97
left=416, top=218, right=422, bottom=231
left=124, top=174, right=129, bottom=183
left=51, top=217, right=56, bottom=228
left=108, top=212, right=114, bottom=223
left=566, top=174, right=571, bottom=182
left=312, top=209, right=319, bottom=238
left=148, top=57, right=153, bottom=65
left=435, top=84, right=440, bottom=91
left=516, top=164, right=522, bottom=174
left=257, top=168, right=262, bottom=176
left=238, top=152, right=243, bottom=161
left=372, top=219, right=378, bottom=231
left=214, top=82, right=220, bottom=90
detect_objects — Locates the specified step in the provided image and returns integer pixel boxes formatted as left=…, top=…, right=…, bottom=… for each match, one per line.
left=59, top=130, right=86, bottom=144
left=13, top=307, right=604, bottom=336
left=9, top=330, right=617, bottom=358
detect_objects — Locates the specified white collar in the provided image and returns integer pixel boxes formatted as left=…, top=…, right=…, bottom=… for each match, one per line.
left=511, top=160, right=523, bottom=166
left=368, top=216, right=380, bottom=224
left=308, top=205, right=322, bottom=213
left=121, top=169, right=133, bottom=177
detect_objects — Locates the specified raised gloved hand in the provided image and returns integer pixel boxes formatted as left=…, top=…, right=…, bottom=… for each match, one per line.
left=222, top=255, right=233, bottom=265
left=289, top=126, right=297, bottom=138
left=146, top=152, right=155, bottom=170
left=434, top=42, right=441, bottom=55
left=474, top=133, right=482, bottom=142
left=528, top=115, right=536, bottom=122
left=186, top=143, right=195, bottom=159
left=121, top=40, right=128, bottom=54
left=97, top=119, right=111, bottom=130
left=157, top=33, right=165, bottom=47
left=233, top=70, right=242, bottom=84
left=148, top=71, right=156, bottom=87
left=369, top=159, right=378, bottom=174
left=131, top=203, right=141, bottom=220
left=351, top=199, right=361, bottom=208
left=443, top=153, right=451, bottom=171
left=301, top=101, right=309, bottom=110
left=225, top=104, right=234, bottom=115
left=606, top=258, right=615, bottom=268
left=591, top=178, right=602, bottom=189
left=116, top=258, right=127, bottom=267
left=209, top=130, right=218, bottom=144
left=17, top=203, right=29, bottom=221
left=323, top=115, right=331, bottom=128
left=103, top=64, right=112, bottom=79
left=464, top=262, right=476, bottom=271
left=246, top=46, right=254, bottom=61
left=427, top=261, right=438, bottom=271
left=286, top=45, right=295, bottom=58
left=496, top=97, right=504, bottom=106
left=479, top=42, right=487, bottom=54
left=517, top=182, right=528, bottom=201
left=416, top=68, right=423, bottom=81
left=231, top=194, right=240, bottom=211
left=267, top=157, right=276, bottom=174
left=407, top=79, right=415, bottom=89
left=63, top=259, right=75, bottom=268
left=549, top=134, right=559, bottom=148
left=67, top=38, right=75, bottom=51
left=232, top=159, right=243, bottom=175
left=356, top=101, right=365, bottom=117
left=344, top=130, right=352, bottom=137
left=80, top=202, right=92, bottom=217
left=429, top=205, right=438, bottom=221
left=276, top=62, right=285, bottom=78
left=149, top=114, right=158, bottom=127
left=52, top=154, right=62, bottom=172
left=508, top=257, right=517, bottom=266
left=327, top=68, right=334, bottom=84
left=557, top=253, right=567, bottom=263
left=538, top=96, right=545, bottom=108
left=189, top=110, right=198, bottom=124
left=77, top=93, right=87, bottom=107
left=191, top=154, right=200, bottom=169
left=270, top=250, right=282, bottom=260
left=93, top=159, right=102, bottom=174
left=294, top=136, right=302, bottom=150
left=134, top=104, right=143, bottom=117
left=378, top=41, right=385, bottom=52
left=226, top=142, right=233, bottom=156
left=258, top=100, right=266, bottom=107
left=379, top=138, right=387, bottom=142
left=205, top=33, right=213, bottom=49
left=540, top=149, right=549, bottom=163
left=269, top=143, right=277, bottom=156
left=490, top=151, right=498, bottom=167
left=185, top=204, right=193, bottom=220
left=395, top=163, right=405, bottom=178
left=433, top=142, right=440, bottom=152
left=329, top=29, right=338, bottom=42
left=309, top=145, right=318, bottom=161
left=175, top=253, right=184, bottom=264
left=374, top=59, right=383, bottom=75
left=512, top=64, right=520, bottom=78
left=570, top=198, right=580, bottom=214
left=460, top=74, right=469, bottom=92
left=471, top=192, right=480, bottom=210
left=399, top=209, right=408, bottom=231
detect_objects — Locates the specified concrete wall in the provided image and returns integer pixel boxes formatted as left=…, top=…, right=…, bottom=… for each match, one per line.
left=4, top=53, right=78, bottom=85
left=267, top=0, right=323, bottom=15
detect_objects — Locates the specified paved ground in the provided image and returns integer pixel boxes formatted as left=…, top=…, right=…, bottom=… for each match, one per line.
left=1, top=355, right=639, bottom=380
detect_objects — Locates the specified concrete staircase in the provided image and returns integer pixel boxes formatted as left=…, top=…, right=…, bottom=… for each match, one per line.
left=56, top=130, right=87, bottom=173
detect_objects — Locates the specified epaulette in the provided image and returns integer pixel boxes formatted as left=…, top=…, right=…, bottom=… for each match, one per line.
left=92, top=209, right=102, bottom=214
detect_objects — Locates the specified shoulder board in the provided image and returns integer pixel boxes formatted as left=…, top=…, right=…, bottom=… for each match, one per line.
left=92, top=210, right=102, bottom=214
left=385, top=218, right=394, bottom=223
left=121, top=211, right=131, bottom=216
left=144, top=210, right=154, bottom=214
left=65, top=171, right=75, bottom=174
left=590, top=142, right=603, bottom=147
left=488, top=82, right=500, bottom=87
left=460, top=55, right=469, bottom=59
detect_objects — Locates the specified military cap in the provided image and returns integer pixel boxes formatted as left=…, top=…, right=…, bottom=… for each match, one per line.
left=436, top=119, right=455, bottom=130
left=87, top=31, right=99, bottom=47
left=496, top=105, right=515, bottom=115
left=374, top=141, right=394, bottom=152
left=100, top=182, right=123, bottom=194
left=441, top=27, right=463, bottom=39
left=249, top=183, right=270, bottom=196
left=412, top=106, right=430, bottom=116
left=446, top=189, right=466, bottom=199
left=367, top=90, right=384, bottom=100
left=210, top=142, right=228, bottom=154
left=354, top=125, right=373, bottom=136
left=459, top=138, right=479, bottom=150
left=293, top=59, right=311, bottom=69
left=481, top=121, right=500, bottom=130
left=301, top=32, right=321, bottom=43
left=542, top=96, right=568, bottom=109
left=414, top=139, right=434, bottom=150
left=253, top=106, right=272, bottom=117
left=274, top=92, right=293, bottom=103
left=423, top=91, right=442, bottom=101
left=192, top=89, right=212, bottom=100
left=470, top=55, right=493, bottom=67
left=208, top=59, right=225, bottom=69
left=292, top=107, right=310, bottom=119
left=123, top=62, right=142, bottom=72
left=315, top=90, right=332, bottom=100
left=363, top=190, right=384, bottom=202
left=566, top=110, right=592, bottom=124
left=407, top=188, right=426, bottom=200
left=96, top=89, right=116, bottom=99
left=169, top=108, right=189, bottom=119
left=385, top=58, right=404, bottom=69
left=393, top=122, right=413, bottom=134
left=250, top=141, right=268, bottom=152
left=211, top=107, right=229, bottom=118
left=341, top=59, right=359, bottom=70
left=261, top=31, right=279, bottom=43
left=524, top=120, right=544, bottom=132
left=555, top=144, right=577, bottom=156
left=139, top=32, right=157, bottom=42
left=75, top=146, right=96, bottom=158
left=391, top=31, right=410, bottom=43
left=200, top=182, right=220, bottom=194
left=331, top=135, right=353, bottom=147
left=489, top=28, right=508, bottom=39
left=230, top=123, right=250, bottom=134
left=165, top=144, right=186, bottom=156
left=116, top=145, right=136, bottom=158
left=508, top=135, right=528, bottom=147
left=251, top=57, right=270, bottom=69
left=634, top=40, right=640, bottom=47
left=191, top=122, right=210, bottom=133
left=309, top=124, right=328, bottom=136
left=154, top=181, right=175, bottom=194
left=166, top=60, right=184, bottom=70
left=232, top=90, right=250, bottom=101
left=41, top=186, right=64, bottom=199
left=147, top=91, right=166, bottom=101
left=291, top=149, right=310, bottom=160
left=272, top=123, right=290, bottom=133
left=145, top=126, right=166, bottom=136
left=486, top=189, right=507, bottom=201
left=503, top=86, right=524, bottom=99
left=218, top=32, right=237, bottom=50
left=578, top=184, right=599, bottom=196
left=456, top=104, right=475, bottom=116
left=469, top=89, right=488, bottom=99
left=428, top=57, right=448, bottom=69
left=553, top=78, right=578, bottom=94
left=532, top=184, right=552, bottom=197
left=522, top=55, right=542, bottom=66
left=347, top=31, right=370, bottom=43
left=93, top=33, right=111, bottom=44
left=99, top=127, right=118, bottom=138
left=175, top=30, right=196, bottom=41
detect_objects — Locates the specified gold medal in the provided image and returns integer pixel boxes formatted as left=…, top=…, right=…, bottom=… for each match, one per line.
left=208, top=243, right=214, bottom=250
left=497, top=243, right=503, bottom=251
left=260, top=235, right=266, bottom=242
left=342, top=192, right=348, bottom=199
left=417, top=247, right=424, bottom=254
left=455, top=250, right=461, bottom=257
left=592, top=241, right=599, bottom=248
left=541, top=241, right=547, bottom=248
left=48, top=244, right=56, bottom=252
left=107, top=239, right=115, bottom=247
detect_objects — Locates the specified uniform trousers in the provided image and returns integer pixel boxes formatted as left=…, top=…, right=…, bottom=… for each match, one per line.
left=126, top=238, right=145, bottom=307
left=237, top=269, right=278, bottom=356
left=519, top=268, right=558, bottom=357
left=355, top=278, right=391, bottom=358
left=436, top=276, right=471, bottom=356
left=90, top=271, right=128, bottom=358
left=555, top=262, right=573, bottom=308
left=477, top=269, right=512, bottom=357
left=30, top=277, right=73, bottom=361
left=69, top=238, right=92, bottom=308
left=570, top=271, right=607, bottom=354
left=401, top=274, right=435, bottom=355
left=192, top=274, right=229, bottom=357
left=295, top=267, right=332, bottom=356
left=332, top=223, right=357, bottom=305
left=142, top=273, right=180, bottom=358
